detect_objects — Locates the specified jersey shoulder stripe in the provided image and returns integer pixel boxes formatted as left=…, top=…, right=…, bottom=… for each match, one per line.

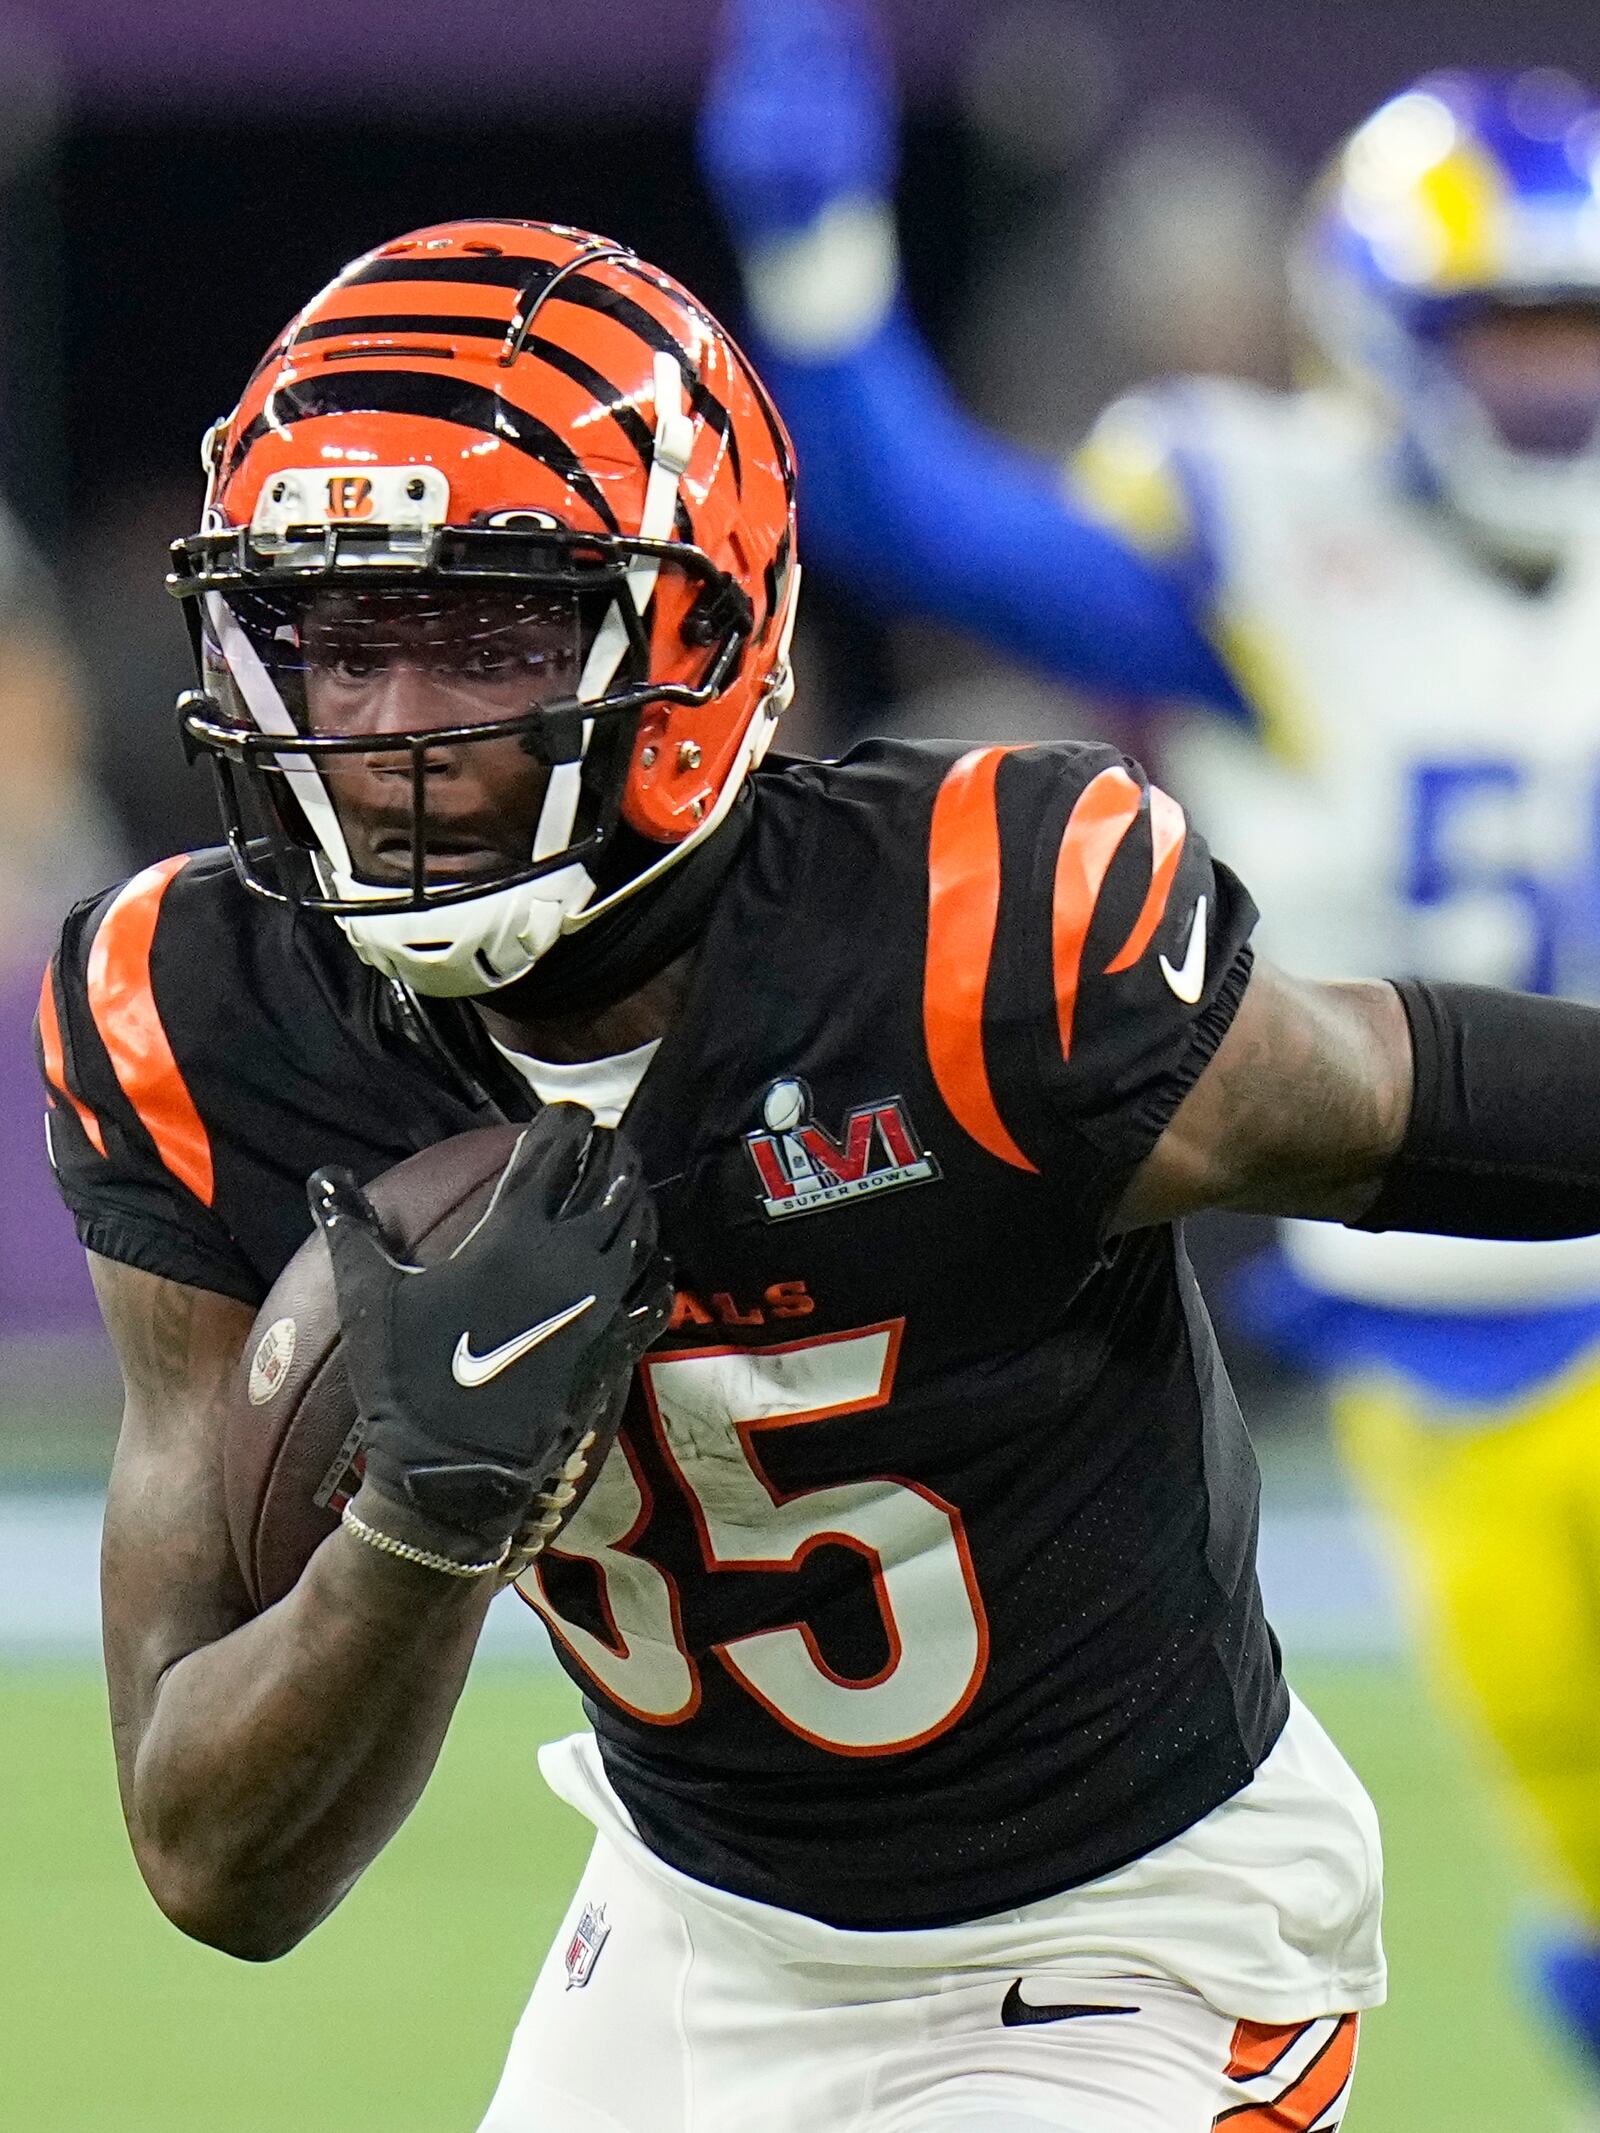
left=923, top=745, right=1037, bottom=1175
left=1104, top=785, right=1186, bottom=975
left=1049, top=764, right=1145, bottom=1059
left=36, top=961, right=107, bottom=1155
left=1047, top=768, right=1191, bottom=1057
left=84, top=855, right=215, bottom=1206
left=1071, top=389, right=1197, bottom=561
left=918, top=740, right=1216, bottom=1175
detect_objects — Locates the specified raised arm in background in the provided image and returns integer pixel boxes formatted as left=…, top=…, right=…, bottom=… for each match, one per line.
left=698, top=0, right=1246, bottom=710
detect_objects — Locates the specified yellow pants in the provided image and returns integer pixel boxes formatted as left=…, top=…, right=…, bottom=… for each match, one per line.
left=1336, top=1353, right=1600, bottom=1923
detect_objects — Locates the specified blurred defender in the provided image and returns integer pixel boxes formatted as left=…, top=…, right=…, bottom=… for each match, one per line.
left=47, top=214, right=1600, bottom=2132
left=703, top=7, right=1600, bottom=2070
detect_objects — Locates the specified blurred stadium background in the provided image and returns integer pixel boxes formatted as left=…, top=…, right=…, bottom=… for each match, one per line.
left=5, top=1, right=1600, bottom=2125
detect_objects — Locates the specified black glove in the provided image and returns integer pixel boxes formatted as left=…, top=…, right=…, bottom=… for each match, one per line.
left=308, top=1106, right=671, bottom=1560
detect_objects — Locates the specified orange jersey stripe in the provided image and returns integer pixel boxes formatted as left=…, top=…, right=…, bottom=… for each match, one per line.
left=36, top=964, right=107, bottom=1157
left=1104, top=785, right=1187, bottom=974
left=85, top=857, right=214, bottom=1206
left=1052, top=765, right=1144, bottom=1059
left=1216, top=2014, right=1359, bottom=2129
left=924, top=748, right=1036, bottom=1174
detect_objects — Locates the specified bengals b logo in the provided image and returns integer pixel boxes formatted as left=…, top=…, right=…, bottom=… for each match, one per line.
left=326, top=475, right=374, bottom=519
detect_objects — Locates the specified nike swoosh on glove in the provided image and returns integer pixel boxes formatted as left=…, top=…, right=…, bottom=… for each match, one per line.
left=309, top=1105, right=672, bottom=1557
left=698, top=0, right=899, bottom=244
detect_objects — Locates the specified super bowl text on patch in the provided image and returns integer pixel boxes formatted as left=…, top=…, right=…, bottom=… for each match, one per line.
left=564, top=1901, right=610, bottom=1989
left=746, top=1079, right=940, bottom=1220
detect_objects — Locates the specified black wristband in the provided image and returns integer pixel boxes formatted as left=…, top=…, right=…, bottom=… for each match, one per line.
left=1353, top=979, right=1600, bottom=1242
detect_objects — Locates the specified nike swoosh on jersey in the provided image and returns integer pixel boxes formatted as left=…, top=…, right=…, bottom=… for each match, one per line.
left=1000, top=1981, right=1140, bottom=2028
left=451, top=1294, right=596, bottom=1388
left=1158, top=893, right=1208, bottom=1004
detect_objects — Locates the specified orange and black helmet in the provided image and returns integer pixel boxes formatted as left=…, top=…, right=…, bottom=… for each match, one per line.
left=169, top=218, right=799, bottom=995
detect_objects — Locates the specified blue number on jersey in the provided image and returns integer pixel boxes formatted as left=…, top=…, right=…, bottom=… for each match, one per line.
left=1406, top=760, right=1565, bottom=996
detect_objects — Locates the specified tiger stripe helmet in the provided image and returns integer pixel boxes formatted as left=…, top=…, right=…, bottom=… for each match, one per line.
left=169, top=219, right=799, bottom=996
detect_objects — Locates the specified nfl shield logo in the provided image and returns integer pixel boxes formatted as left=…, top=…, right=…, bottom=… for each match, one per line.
left=564, top=1901, right=610, bottom=1989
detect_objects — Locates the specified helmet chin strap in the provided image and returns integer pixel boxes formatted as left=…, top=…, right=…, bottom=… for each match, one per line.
left=561, top=559, right=801, bottom=935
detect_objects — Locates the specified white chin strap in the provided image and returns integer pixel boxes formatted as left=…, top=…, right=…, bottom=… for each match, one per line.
left=216, top=350, right=768, bottom=999
left=561, top=558, right=800, bottom=937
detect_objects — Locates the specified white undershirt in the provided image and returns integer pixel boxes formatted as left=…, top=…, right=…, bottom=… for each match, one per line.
left=541, top=1692, right=1385, bottom=2022
left=487, top=1033, right=659, bottom=1129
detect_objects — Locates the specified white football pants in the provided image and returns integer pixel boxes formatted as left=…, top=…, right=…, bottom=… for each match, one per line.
left=476, top=1829, right=1358, bottom=2133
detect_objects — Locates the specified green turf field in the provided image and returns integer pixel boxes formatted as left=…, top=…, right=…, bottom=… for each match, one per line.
left=2, top=1658, right=1593, bottom=2131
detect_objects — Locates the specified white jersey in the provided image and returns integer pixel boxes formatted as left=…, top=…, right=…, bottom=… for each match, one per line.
left=1078, top=379, right=1600, bottom=1312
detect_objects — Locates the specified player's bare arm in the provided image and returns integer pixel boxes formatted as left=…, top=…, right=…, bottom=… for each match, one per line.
left=1121, top=951, right=1600, bottom=1249
left=95, top=1255, right=501, bottom=1962
left=1113, top=962, right=1412, bottom=1231
left=94, top=1109, right=668, bottom=1963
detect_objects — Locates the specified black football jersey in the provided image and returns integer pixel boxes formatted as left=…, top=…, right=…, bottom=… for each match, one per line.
left=40, top=736, right=1286, bottom=1930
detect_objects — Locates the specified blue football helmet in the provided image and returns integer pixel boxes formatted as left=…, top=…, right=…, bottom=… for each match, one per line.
left=1295, top=69, right=1600, bottom=566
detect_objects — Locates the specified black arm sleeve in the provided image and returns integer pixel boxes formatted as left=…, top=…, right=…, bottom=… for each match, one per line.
left=1354, top=979, right=1600, bottom=1242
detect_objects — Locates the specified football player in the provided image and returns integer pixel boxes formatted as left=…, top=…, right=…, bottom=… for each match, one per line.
left=701, top=0, right=1600, bottom=2073
left=40, top=216, right=1600, bottom=2133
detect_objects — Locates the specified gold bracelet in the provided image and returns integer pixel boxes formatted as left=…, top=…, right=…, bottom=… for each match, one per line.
left=340, top=1501, right=510, bottom=1581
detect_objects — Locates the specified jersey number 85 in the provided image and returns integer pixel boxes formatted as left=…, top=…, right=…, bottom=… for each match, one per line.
left=520, top=1323, right=992, bottom=1757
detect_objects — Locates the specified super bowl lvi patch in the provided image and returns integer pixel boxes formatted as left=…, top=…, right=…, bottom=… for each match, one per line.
left=746, top=1078, right=939, bottom=1219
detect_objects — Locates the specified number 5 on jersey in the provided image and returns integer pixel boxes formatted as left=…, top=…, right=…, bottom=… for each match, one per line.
left=520, top=1323, right=992, bottom=1756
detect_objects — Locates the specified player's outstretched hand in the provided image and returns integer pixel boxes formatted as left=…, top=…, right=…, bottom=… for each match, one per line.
left=309, top=1106, right=671, bottom=1560
left=698, top=0, right=899, bottom=245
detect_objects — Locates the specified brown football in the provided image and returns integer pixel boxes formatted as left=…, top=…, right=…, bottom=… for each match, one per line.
left=224, top=1123, right=554, bottom=1610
